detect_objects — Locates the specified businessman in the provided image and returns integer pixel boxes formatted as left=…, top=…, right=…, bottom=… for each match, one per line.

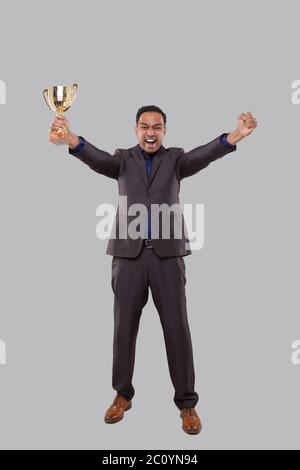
left=50, top=106, right=257, bottom=434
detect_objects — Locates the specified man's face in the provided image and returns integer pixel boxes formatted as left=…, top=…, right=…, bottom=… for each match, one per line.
left=134, top=112, right=166, bottom=153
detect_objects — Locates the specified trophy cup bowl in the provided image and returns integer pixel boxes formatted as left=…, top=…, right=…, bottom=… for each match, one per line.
left=43, top=84, right=78, bottom=144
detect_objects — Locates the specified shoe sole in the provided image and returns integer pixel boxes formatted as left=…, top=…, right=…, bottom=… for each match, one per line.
left=182, top=425, right=202, bottom=435
left=104, top=402, right=132, bottom=424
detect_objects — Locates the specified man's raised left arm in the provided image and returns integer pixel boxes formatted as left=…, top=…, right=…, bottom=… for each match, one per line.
left=177, top=112, right=257, bottom=179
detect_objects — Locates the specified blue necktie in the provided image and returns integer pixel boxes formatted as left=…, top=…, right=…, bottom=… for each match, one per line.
left=144, top=155, right=153, bottom=239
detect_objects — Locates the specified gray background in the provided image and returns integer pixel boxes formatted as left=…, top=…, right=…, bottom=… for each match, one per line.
left=0, top=0, right=299, bottom=450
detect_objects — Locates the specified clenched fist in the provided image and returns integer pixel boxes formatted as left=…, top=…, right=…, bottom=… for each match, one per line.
left=227, top=111, right=257, bottom=145
left=237, top=112, right=257, bottom=137
left=49, top=115, right=80, bottom=148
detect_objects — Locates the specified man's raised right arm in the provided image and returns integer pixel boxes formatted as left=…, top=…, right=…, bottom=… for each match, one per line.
left=49, top=115, right=121, bottom=180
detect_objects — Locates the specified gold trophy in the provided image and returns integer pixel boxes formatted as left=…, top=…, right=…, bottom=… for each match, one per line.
left=43, top=84, right=78, bottom=144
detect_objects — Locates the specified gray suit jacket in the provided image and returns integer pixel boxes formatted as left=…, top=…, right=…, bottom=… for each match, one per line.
left=69, top=135, right=236, bottom=258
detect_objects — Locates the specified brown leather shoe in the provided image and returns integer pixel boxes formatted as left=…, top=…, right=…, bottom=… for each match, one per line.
left=180, top=407, right=202, bottom=435
left=104, top=394, right=132, bottom=424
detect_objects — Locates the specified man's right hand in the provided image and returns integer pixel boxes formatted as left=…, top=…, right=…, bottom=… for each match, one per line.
left=49, top=115, right=80, bottom=149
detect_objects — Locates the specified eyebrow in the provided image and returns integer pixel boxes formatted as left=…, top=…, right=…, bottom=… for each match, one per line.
left=139, top=122, right=163, bottom=126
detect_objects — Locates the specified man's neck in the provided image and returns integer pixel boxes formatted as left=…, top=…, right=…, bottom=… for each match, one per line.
left=138, top=144, right=161, bottom=157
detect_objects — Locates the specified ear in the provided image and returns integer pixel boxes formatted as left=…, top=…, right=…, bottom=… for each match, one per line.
left=134, top=126, right=138, bottom=136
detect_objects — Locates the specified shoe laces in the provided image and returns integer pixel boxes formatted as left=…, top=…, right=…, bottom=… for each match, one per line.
left=183, top=407, right=194, bottom=417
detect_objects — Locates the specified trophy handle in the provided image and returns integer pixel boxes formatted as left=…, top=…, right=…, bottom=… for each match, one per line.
left=71, top=83, right=78, bottom=103
left=43, top=89, right=50, bottom=109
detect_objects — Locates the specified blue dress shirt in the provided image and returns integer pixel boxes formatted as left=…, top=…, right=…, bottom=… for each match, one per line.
left=138, top=146, right=159, bottom=239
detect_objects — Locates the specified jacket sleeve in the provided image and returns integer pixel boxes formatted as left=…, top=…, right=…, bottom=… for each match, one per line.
left=176, top=134, right=236, bottom=180
left=69, top=139, right=122, bottom=180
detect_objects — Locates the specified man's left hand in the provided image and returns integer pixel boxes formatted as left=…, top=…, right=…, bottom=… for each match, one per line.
left=237, top=112, right=257, bottom=137
left=227, top=111, right=257, bottom=145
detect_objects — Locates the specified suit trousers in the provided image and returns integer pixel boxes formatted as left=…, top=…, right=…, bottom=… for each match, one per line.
left=111, top=242, right=199, bottom=410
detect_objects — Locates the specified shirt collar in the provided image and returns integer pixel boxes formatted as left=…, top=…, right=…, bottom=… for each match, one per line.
left=138, top=143, right=161, bottom=158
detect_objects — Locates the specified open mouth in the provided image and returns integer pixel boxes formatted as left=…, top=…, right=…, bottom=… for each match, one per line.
left=145, top=139, right=157, bottom=146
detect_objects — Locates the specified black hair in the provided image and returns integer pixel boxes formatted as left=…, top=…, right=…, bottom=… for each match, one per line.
left=136, top=105, right=167, bottom=126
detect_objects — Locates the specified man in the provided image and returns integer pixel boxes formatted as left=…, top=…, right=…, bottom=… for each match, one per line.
left=49, top=106, right=257, bottom=435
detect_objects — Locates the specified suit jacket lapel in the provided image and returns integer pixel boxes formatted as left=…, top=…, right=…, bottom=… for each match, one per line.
left=130, top=144, right=167, bottom=189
